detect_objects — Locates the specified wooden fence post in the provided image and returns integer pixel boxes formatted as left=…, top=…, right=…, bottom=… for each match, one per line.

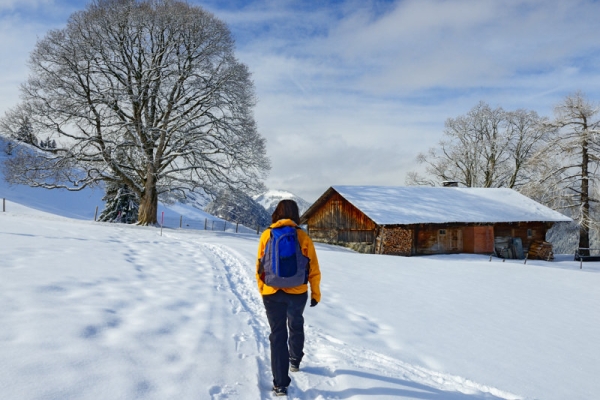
left=211, top=220, right=215, bottom=230
left=160, top=211, right=164, bottom=236
left=94, top=206, right=98, bottom=221
left=180, top=215, right=183, bottom=228
left=204, top=218, right=207, bottom=230
left=236, top=222, right=239, bottom=233
left=2, top=198, right=5, bottom=212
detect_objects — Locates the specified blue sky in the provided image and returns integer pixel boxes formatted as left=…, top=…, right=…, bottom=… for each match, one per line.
left=1, top=0, right=600, bottom=201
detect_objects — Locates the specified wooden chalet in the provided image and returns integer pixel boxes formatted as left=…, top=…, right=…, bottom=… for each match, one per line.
left=300, top=186, right=572, bottom=257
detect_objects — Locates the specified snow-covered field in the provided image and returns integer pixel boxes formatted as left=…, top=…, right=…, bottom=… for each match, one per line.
left=1, top=198, right=600, bottom=400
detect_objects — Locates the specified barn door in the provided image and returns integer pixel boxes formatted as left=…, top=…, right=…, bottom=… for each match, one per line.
left=438, top=228, right=463, bottom=253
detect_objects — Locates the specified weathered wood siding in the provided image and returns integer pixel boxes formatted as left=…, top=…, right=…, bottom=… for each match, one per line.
left=493, top=222, right=549, bottom=251
left=306, top=192, right=376, bottom=247
left=414, top=224, right=463, bottom=255
left=463, top=225, right=494, bottom=254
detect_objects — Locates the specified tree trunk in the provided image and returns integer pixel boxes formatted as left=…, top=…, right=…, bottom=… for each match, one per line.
left=579, top=225, right=590, bottom=255
left=137, top=169, right=158, bottom=226
left=579, top=134, right=591, bottom=253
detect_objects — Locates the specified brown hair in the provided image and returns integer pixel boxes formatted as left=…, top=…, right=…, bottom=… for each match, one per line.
left=271, top=199, right=300, bottom=224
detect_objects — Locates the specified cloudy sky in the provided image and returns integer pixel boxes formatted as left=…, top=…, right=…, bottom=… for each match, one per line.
left=1, top=0, right=600, bottom=202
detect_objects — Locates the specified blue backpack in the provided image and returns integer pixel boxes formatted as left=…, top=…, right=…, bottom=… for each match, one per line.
left=260, top=226, right=309, bottom=288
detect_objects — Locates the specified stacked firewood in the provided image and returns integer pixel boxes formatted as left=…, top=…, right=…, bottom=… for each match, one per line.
left=382, top=227, right=412, bottom=255
left=527, top=240, right=554, bottom=260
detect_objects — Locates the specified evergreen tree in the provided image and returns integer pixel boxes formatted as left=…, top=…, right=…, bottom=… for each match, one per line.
left=98, top=182, right=139, bottom=224
left=4, top=141, right=13, bottom=156
left=14, top=117, right=37, bottom=146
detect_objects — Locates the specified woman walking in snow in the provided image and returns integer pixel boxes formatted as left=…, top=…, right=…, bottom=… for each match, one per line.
left=256, top=199, right=322, bottom=396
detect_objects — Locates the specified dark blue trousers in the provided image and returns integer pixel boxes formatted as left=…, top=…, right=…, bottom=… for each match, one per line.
left=262, top=290, right=308, bottom=388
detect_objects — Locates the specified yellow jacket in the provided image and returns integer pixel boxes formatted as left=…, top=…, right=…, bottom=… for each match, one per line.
left=256, top=219, right=321, bottom=302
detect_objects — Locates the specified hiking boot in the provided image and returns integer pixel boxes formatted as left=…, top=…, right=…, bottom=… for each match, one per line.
left=272, top=386, right=288, bottom=396
left=289, top=358, right=300, bottom=372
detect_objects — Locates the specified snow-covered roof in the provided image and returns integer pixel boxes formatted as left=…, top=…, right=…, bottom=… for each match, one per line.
left=306, top=186, right=572, bottom=225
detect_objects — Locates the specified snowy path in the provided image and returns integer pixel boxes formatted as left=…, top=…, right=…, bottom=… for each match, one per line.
left=192, top=242, right=273, bottom=398
left=0, top=209, right=537, bottom=399
left=192, top=239, right=521, bottom=400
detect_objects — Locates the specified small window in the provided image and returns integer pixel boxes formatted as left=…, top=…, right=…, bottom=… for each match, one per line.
left=527, top=229, right=533, bottom=238
left=439, top=229, right=446, bottom=235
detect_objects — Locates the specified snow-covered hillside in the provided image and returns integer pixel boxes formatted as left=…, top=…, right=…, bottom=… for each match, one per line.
left=205, top=189, right=271, bottom=229
left=1, top=198, right=600, bottom=399
left=0, top=137, right=315, bottom=232
left=254, top=189, right=312, bottom=216
left=0, top=137, right=258, bottom=233
left=0, top=138, right=105, bottom=219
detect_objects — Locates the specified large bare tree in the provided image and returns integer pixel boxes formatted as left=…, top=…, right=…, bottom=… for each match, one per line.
left=536, top=92, right=600, bottom=252
left=0, top=0, right=270, bottom=225
left=407, top=102, right=548, bottom=190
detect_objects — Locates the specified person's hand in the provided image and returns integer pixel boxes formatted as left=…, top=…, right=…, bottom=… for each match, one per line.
left=310, top=298, right=318, bottom=307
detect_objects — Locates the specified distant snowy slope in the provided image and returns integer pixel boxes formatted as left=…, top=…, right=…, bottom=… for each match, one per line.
left=0, top=136, right=231, bottom=228
left=254, top=189, right=312, bottom=215
left=0, top=137, right=105, bottom=220
left=205, top=189, right=270, bottom=229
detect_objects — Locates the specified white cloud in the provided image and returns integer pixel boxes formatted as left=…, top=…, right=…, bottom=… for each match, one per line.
left=216, top=0, right=600, bottom=200
left=311, top=0, right=600, bottom=93
left=0, top=18, right=44, bottom=112
left=0, top=0, right=78, bottom=112
left=2, top=0, right=600, bottom=202
left=0, top=0, right=52, bottom=11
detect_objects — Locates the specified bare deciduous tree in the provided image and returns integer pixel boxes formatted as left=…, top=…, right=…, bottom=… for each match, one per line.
left=535, top=92, right=600, bottom=252
left=407, top=102, right=548, bottom=190
left=504, top=109, right=550, bottom=188
left=0, top=0, right=270, bottom=225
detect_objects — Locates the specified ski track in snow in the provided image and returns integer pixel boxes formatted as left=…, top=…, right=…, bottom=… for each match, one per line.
left=194, top=242, right=273, bottom=400
left=194, top=241, right=523, bottom=400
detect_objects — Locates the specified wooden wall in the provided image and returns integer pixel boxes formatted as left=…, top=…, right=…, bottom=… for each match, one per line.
left=411, top=223, right=546, bottom=255
left=306, top=192, right=377, bottom=246
left=463, top=226, right=495, bottom=254
left=493, top=222, right=549, bottom=251
left=414, top=224, right=463, bottom=255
